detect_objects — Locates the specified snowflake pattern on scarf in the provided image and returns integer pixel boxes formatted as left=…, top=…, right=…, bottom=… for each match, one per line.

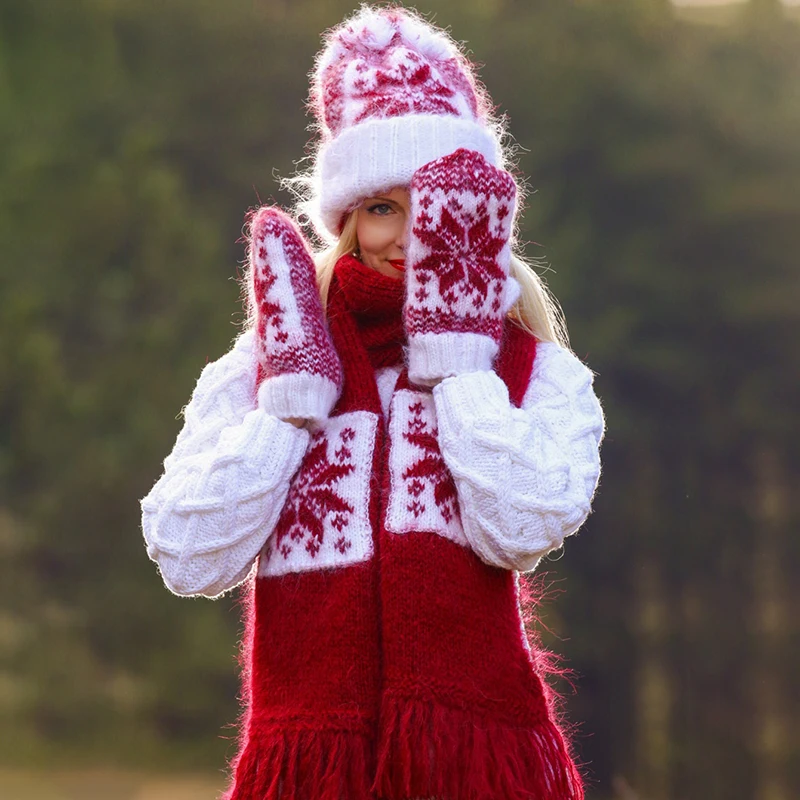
left=259, top=412, right=378, bottom=577
left=384, top=390, right=467, bottom=546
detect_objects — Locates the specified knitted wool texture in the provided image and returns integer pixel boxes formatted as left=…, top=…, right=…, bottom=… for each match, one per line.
left=221, top=254, right=585, bottom=800
left=142, top=6, right=603, bottom=795
left=405, top=147, right=521, bottom=384
left=141, top=327, right=604, bottom=593
left=336, top=254, right=406, bottom=368
left=307, top=5, right=506, bottom=240
left=248, top=206, right=343, bottom=421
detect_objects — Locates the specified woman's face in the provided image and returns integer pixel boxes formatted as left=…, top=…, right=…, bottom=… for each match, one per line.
left=355, top=186, right=410, bottom=279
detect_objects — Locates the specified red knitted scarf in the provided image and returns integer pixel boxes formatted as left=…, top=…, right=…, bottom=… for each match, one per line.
left=224, top=255, right=583, bottom=800
left=335, top=254, right=406, bottom=368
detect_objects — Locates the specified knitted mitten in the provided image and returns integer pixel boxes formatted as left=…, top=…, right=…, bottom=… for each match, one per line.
left=248, top=206, right=342, bottom=421
left=405, top=148, right=520, bottom=385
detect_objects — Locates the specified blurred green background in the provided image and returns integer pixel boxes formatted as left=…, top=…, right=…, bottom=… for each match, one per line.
left=1, top=0, right=798, bottom=798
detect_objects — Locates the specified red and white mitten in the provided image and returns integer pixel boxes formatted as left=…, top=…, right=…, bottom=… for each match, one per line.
left=248, top=206, right=342, bottom=421
left=405, top=148, right=520, bottom=385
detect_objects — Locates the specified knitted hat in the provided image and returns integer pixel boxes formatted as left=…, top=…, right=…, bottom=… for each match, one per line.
left=305, top=4, right=507, bottom=240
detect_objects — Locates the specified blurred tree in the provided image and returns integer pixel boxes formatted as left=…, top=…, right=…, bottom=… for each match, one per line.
left=474, top=1, right=800, bottom=796
left=745, top=0, right=785, bottom=23
left=750, top=448, right=791, bottom=800
left=0, top=1, right=798, bottom=797
left=0, top=0, right=240, bottom=766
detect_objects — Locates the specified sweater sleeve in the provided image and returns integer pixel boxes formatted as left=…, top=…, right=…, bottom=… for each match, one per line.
left=432, top=341, right=605, bottom=572
left=140, top=329, right=310, bottom=598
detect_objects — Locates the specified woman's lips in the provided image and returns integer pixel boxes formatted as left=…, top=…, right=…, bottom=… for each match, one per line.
left=388, top=259, right=406, bottom=272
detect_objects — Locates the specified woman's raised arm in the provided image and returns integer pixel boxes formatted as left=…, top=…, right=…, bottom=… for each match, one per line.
left=140, top=329, right=310, bottom=598
left=433, top=341, right=605, bottom=572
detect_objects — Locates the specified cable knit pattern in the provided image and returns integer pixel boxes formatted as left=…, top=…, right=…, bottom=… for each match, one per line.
left=141, top=334, right=603, bottom=597
left=432, top=341, right=605, bottom=572
left=405, top=148, right=521, bottom=384
left=140, top=330, right=310, bottom=597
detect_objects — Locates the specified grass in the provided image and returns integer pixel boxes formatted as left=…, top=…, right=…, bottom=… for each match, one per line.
left=0, top=768, right=226, bottom=800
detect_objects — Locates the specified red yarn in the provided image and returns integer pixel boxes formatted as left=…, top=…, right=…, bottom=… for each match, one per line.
left=335, top=254, right=406, bottom=369
left=223, top=565, right=379, bottom=800
left=314, top=8, right=483, bottom=137
left=222, top=255, right=584, bottom=799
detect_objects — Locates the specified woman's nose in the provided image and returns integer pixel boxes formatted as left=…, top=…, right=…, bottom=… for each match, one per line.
left=397, top=220, right=409, bottom=250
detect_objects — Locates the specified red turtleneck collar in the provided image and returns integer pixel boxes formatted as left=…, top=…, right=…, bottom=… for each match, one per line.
left=333, top=254, right=406, bottom=369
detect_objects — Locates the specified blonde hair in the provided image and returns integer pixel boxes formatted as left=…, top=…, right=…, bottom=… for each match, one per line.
left=264, top=4, right=569, bottom=349
left=307, top=208, right=570, bottom=349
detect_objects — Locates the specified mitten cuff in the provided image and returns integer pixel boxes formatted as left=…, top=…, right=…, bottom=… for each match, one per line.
left=257, top=373, right=340, bottom=422
left=406, top=332, right=499, bottom=386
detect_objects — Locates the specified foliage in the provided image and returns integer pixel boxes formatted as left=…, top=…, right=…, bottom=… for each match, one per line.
left=1, top=0, right=798, bottom=796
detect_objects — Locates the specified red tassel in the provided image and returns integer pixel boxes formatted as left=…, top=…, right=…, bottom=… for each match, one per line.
left=222, top=718, right=374, bottom=800
left=373, top=691, right=584, bottom=800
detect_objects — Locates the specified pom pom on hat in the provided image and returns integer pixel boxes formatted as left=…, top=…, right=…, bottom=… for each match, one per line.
left=302, top=4, right=508, bottom=240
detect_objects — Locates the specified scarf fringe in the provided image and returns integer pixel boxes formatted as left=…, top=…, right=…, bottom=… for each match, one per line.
left=222, top=720, right=374, bottom=800
left=373, top=692, right=585, bottom=800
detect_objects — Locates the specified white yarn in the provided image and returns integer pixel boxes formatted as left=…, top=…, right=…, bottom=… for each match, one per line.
left=315, top=114, right=500, bottom=238
left=432, top=342, right=605, bottom=572
left=315, top=6, right=460, bottom=77
left=140, top=330, right=310, bottom=597
left=141, top=335, right=604, bottom=596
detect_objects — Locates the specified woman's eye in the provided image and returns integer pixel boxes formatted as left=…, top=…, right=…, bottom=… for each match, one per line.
left=367, top=203, right=393, bottom=216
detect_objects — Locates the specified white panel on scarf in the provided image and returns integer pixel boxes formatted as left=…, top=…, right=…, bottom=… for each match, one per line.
left=375, top=365, right=402, bottom=420
left=258, top=411, right=378, bottom=577
left=384, top=389, right=468, bottom=547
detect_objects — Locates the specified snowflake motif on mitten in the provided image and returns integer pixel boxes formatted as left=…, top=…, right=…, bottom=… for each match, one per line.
left=248, top=206, right=343, bottom=420
left=406, top=148, right=517, bottom=341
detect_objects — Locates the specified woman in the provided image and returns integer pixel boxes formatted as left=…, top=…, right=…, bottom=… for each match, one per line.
left=141, top=6, right=604, bottom=799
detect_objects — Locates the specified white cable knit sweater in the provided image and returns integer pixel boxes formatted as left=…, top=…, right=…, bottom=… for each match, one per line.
left=141, top=329, right=604, bottom=598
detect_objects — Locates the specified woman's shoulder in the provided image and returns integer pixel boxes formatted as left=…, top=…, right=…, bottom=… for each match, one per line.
left=187, top=328, right=258, bottom=412
left=524, top=340, right=605, bottom=440
left=530, top=340, right=597, bottom=387
left=504, top=320, right=595, bottom=380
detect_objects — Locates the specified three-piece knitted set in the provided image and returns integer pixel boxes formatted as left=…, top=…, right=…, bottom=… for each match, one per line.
left=141, top=6, right=605, bottom=799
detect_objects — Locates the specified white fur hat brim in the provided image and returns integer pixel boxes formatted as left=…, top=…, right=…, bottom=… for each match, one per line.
left=313, top=113, right=502, bottom=240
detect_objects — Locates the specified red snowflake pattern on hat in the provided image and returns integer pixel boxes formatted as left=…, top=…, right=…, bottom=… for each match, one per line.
left=314, top=8, right=485, bottom=136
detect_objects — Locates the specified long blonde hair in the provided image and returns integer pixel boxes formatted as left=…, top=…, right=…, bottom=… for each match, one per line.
left=310, top=209, right=570, bottom=349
